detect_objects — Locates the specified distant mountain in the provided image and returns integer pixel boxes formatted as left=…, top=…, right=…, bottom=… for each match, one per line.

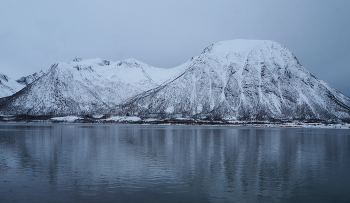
left=0, top=72, right=24, bottom=98
left=1, top=40, right=349, bottom=122
left=120, top=40, right=350, bottom=121
left=16, top=69, right=48, bottom=86
left=0, top=58, right=186, bottom=116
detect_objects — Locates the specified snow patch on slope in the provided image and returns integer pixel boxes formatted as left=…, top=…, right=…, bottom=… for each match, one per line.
left=51, top=116, right=82, bottom=122
left=104, top=116, right=141, bottom=122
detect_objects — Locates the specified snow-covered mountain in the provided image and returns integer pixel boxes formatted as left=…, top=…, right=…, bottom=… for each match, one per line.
left=1, top=40, right=349, bottom=121
left=0, top=72, right=24, bottom=98
left=120, top=40, right=350, bottom=121
left=0, top=58, right=186, bottom=116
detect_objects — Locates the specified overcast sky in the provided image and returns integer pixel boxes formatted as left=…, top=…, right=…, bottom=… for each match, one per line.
left=1, top=0, right=349, bottom=96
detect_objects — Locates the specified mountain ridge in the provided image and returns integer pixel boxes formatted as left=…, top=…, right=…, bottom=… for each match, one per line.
left=0, top=57, right=187, bottom=115
left=0, top=39, right=349, bottom=122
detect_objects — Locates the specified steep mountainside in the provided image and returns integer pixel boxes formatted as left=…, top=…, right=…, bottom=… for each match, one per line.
left=0, top=72, right=24, bottom=98
left=0, top=58, right=186, bottom=115
left=120, top=40, right=350, bottom=121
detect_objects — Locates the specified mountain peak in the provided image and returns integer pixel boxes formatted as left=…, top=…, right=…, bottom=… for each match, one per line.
left=202, top=39, right=282, bottom=54
left=69, top=58, right=111, bottom=66
left=122, top=58, right=151, bottom=68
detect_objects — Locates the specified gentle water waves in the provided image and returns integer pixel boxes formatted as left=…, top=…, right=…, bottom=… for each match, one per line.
left=0, top=124, right=349, bottom=203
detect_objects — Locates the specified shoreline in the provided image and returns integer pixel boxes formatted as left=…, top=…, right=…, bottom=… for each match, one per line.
left=0, top=115, right=349, bottom=129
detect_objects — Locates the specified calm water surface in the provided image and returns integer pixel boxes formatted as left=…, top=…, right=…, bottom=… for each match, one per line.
left=0, top=124, right=349, bottom=203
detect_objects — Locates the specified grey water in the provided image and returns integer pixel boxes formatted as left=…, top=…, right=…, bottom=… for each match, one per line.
left=0, top=124, right=349, bottom=203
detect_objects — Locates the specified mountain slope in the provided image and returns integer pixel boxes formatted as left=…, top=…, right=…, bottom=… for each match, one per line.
left=0, top=58, right=186, bottom=116
left=120, top=40, right=350, bottom=121
left=0, top=72, right=24, bottom=98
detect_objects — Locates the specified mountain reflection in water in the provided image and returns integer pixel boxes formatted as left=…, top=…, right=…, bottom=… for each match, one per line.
left=0, top=124, right=349, bottom=203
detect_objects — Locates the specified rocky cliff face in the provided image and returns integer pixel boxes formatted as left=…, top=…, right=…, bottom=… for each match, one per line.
left=1, top=40, right=349, bottom=121
left=16, top=69, right=48, bottom=86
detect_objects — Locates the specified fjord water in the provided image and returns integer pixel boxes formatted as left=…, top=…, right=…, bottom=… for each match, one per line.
left=0, top=124, right=349, bottom=203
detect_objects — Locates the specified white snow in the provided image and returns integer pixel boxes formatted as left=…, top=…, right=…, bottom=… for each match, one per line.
left=104, top=116, right=141, bottom=122
left=175, top=117, right=195, bottom=121
left=92, top=115, right=104, bottom=119
left=165, top=106, right=174, bottom=114
left=93, top=58, right=187, bottom=90
left=143, top=118, right=159, bottom=122
left=51, top=116, right=82, bottom=122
